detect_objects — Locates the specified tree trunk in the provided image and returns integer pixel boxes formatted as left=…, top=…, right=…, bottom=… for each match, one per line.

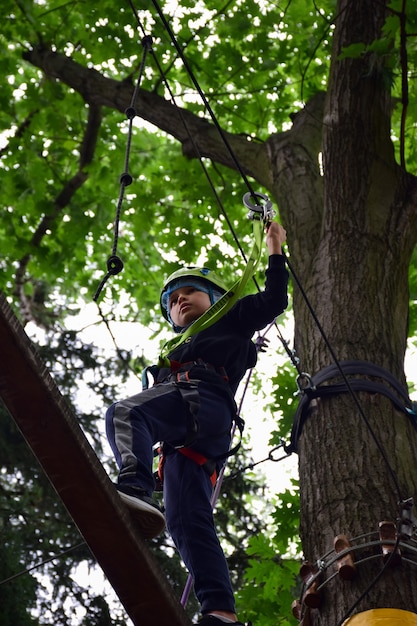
left=278, top=1, right=417, bottom=623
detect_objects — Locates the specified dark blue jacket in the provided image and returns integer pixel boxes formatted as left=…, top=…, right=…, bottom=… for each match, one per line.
left=157, top=254, right=288, bottom=399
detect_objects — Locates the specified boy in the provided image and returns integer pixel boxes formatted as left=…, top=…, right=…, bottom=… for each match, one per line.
left=106, top=221, right=288, bottom=625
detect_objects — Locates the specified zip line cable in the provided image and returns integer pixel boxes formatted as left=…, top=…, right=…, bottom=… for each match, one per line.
left=149, top=0, right=259, bottom=203
left=0, top=542, right=86, bottom=587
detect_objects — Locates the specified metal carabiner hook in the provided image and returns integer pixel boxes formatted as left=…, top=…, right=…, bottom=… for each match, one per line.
left=268, top=441, right=292, bottom=463
left=295, top=372, right=315, bottom=396
left=243, top=191, right=276, bottom=222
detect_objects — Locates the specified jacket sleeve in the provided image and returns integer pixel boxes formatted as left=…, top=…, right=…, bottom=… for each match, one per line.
left=225, top=254, right=289, bottom=336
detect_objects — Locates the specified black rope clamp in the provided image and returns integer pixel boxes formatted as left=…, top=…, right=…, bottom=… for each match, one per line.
left=120, top=172, right=133, bottom=186
left=243, top=191, right=276, bottom=222
left=141, top=35, right=153, bottom=50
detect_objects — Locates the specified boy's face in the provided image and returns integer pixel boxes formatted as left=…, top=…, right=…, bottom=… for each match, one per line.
left=169, top=285, right=211, bottom=328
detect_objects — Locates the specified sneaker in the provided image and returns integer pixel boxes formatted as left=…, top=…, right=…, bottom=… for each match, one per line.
left=115, top=484, right=165, bottom=539
left=194, top=617, right=251, bottom=626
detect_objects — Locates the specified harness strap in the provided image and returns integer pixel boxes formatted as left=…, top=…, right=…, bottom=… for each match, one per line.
left=174, top=380, right=200, bottom=448
left=286, top=360, right=417, bottom=454
left=178, top=448, right=217, bottom=486
left=171, top=358, right=229, bottom=383
left=142, top=359, right=229, bottom=390
left=155, top=446, right=217, bottom=489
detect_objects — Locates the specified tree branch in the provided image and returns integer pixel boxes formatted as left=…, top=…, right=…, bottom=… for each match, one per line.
left=22, top=45, right=273, bottom=188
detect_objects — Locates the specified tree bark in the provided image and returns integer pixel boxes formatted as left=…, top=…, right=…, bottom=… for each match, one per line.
left=293, top=1, right=417, bottom=623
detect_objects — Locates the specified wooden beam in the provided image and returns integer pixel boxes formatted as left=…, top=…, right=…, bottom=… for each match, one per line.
left=0, top=291, right=192, bottom=626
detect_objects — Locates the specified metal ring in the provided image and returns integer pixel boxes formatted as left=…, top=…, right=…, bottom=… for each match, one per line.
left=242, top=191, right=273, bottom=213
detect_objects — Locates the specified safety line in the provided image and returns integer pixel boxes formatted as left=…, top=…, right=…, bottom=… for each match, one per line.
left=0, top=541, right=86, bottom=587
left=150, top=0, right=259, bottom=202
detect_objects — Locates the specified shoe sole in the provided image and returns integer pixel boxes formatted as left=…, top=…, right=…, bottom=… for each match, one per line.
left=118, top=491, right=166, bottom=539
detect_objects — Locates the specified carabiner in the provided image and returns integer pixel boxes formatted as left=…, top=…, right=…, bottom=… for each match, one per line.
left=243, top=191, right=276, bottom=222
left=295, top=372, right=315, bottom=396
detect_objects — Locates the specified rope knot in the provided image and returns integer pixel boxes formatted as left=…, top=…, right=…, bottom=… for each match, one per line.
left=107, top=255, right=124, bottom=275
left=141, top=35, right=153, bottom=50
left=119, top=172, right=133, bottom=186
left=125, top=106, right=136, bottom=120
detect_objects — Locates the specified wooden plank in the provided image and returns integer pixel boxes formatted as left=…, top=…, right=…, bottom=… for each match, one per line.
left=0, top=291, right=192, bottom=626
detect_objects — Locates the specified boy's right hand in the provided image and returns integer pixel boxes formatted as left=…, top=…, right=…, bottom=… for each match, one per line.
left=266, top=222, right=286, bottom=255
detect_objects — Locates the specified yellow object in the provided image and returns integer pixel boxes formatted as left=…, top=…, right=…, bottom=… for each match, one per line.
left=344, top=609, right=417, bottom=625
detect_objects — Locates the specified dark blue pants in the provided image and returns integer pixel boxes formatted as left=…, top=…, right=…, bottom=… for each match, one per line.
left=106, top=381, right=236, bottom=614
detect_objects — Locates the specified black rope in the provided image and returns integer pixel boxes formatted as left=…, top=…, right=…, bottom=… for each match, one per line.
left=149, top=0, right=259, bottom=203
left=93, top=35, right=153, bottom=302
left=0, top=541, right=86, bottom=587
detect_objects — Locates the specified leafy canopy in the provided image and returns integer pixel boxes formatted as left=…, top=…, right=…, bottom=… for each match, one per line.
left=2, top=0, right=417, bottom=624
